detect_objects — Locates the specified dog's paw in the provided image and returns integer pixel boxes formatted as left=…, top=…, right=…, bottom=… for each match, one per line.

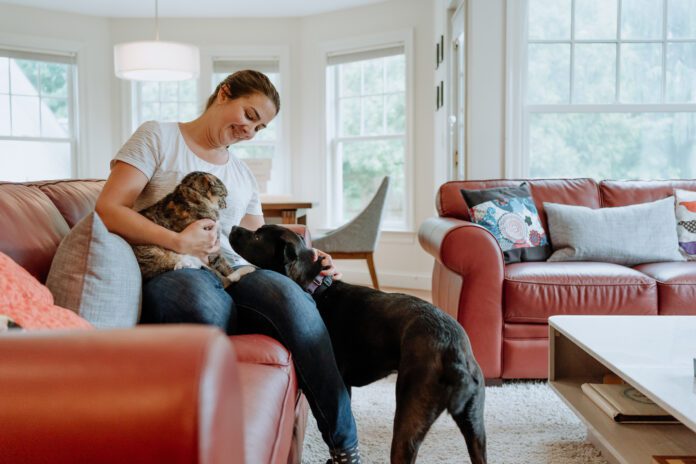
left=226, top=265, right=256, bottom=283
left=174, top=255, right=206, bottom=270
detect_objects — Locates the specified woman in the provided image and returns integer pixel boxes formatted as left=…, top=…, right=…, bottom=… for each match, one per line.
left=96, top=70, right=361, bottom=464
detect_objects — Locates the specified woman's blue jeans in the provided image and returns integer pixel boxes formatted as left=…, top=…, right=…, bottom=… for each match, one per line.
left=140, top=267, right=358, bottom=451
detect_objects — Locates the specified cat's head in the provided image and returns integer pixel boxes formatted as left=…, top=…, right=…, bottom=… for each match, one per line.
left=178, top=171, right=228, bottom=210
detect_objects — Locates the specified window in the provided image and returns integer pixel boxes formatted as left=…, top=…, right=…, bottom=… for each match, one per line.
left=521, top=0, right=696, bottom=179
left=213, top=59, right=284, bottom=194
left=132, top=80, right=198, bottom=129
left=327, top=46, right=408, bottom=229
left=0, top=49, right=77, bottom=181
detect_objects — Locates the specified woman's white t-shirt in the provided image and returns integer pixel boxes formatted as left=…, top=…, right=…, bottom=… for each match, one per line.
left=111, top=120, right=263, bottom=266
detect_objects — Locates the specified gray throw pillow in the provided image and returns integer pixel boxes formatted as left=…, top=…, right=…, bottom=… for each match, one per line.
left=46, top=211, right=141, bottom=328
left=544, top=197, right=685, bottom=266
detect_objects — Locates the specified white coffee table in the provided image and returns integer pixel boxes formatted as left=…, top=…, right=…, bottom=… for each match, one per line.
left=548, top=315, right=696, bottom=464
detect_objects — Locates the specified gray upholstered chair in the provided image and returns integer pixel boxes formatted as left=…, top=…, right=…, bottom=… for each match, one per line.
left=312, top=176, right=390, bottom=289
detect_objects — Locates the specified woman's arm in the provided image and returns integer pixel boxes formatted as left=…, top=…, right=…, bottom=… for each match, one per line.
left=95, top=162, right=219, bottom=256
left=239, top=214, right=264, bottom=231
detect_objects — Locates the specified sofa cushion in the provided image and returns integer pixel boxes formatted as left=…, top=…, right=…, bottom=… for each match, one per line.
left=461, top=183, right=550, bottom=263
left=34, top=180, right=105, bottom=228
left=600, top=179, right=696, bottom=207
left=504, top=262, right=657, bottom=323
left=633, top=262, right=696, bottom=315
left=232, top=335, right=297, bottom=464
left=0, top=252, right=92, bottom=330
left=545, top=197, right=684, bottom=266
left=0, top=184, right=70, bottom=283
left=46, top=212, right=141, bottom=328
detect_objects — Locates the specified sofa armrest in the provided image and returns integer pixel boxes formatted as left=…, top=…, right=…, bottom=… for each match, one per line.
left=0, top=325, right=244, bottom=464
left=419, top=216, right=504, bottom=276
left=418, top=217, right=505, bottom=378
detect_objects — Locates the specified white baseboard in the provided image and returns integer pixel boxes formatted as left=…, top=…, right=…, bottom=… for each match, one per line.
left=339, top=269, right=432, bottom=290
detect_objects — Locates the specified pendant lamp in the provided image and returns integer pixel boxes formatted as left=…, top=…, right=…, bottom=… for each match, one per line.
left=114, top=0, right=200, bottom=81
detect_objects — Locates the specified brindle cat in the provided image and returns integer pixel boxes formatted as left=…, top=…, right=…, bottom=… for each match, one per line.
left=133, top=171, right=254, bottom=287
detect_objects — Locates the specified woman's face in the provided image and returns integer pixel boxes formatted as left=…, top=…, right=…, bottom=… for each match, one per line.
left=213, top=90, right=277, bottom=147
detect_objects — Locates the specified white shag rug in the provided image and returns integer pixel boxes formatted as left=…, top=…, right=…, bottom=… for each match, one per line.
left=301, top=375, right=608, bottom=464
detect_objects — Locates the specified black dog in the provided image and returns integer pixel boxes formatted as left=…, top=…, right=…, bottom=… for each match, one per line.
left=229, top=224, right=487, bottom=464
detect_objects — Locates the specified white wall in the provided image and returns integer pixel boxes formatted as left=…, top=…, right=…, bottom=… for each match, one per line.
left=466, top=0, right=506, bottom=180
left=0, top=3, right=113, bottom=179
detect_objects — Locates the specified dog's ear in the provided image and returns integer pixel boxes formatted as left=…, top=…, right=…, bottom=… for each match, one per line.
left=283, top=243, right=297, bottom=266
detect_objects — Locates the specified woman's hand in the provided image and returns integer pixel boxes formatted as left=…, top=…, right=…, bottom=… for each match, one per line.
left=177, top=219, right=220, bottom=262
left=313, top=248, right=342, bottom=280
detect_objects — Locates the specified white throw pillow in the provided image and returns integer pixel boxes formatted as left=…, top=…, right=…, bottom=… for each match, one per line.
left=544, top=197, right=685, bottom=266
left=46, top=212, right=141, bottom=328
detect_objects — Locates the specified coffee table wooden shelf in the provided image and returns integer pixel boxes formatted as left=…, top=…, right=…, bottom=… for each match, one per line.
left=549, top=316, right=696, bottom=464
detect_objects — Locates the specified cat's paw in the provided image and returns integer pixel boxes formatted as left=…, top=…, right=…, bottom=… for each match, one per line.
left=174, top=255, right=206, bottom=270
left=226, top=265, right=256, bottom=283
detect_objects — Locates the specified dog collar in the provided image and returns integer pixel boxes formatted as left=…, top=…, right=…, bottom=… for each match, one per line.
left=305, top=274, right=333, bottom=296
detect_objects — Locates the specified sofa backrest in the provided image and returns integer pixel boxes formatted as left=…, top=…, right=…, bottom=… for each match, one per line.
left=600, top=180, right=696, bottom=207
left=0, top=180, right=104, bottom=283
left=438, top=178, right=600, bottom=231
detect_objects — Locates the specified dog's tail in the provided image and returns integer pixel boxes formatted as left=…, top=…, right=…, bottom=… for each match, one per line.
left=441, top=346, right=488, bottom=464
left=440, top=346, right=479, bottom=408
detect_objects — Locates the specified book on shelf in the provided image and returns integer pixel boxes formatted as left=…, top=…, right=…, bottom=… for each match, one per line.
left=581, top=383, right=679, bottom=424
left=652, top=456, right=696, bottom=464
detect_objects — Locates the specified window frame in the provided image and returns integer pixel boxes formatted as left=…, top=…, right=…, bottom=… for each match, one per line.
left=321, top=30, right=414, bottom=232
left=0, top=42, right=80, bottom=181
left=506, top=0, right=696, bottom=178
left=130, top=80, right=199, bottom=130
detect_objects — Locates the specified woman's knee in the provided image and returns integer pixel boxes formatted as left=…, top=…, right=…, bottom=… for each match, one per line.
left=141, top=268, right=234, bottom=329
left=230, top=269, right=327, bottom=337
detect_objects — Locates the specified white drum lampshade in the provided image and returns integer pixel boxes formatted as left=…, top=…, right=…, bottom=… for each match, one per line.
left=114, top=41, right=200, bottom=81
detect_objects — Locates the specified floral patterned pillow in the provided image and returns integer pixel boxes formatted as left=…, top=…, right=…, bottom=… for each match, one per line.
left=0, top=252, right=93, bottom=330
left=675, top=189, right=696, bottom=260
left=461, top=183, right=550, bottom=264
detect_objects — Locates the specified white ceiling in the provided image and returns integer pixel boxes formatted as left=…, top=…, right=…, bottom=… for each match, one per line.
left=0, top=0, right=390, bottom=18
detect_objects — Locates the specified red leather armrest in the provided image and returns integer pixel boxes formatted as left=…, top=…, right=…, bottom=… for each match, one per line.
left=0, top=325, right=243, bottom=464
left=418, top=217, right=504, bottom=272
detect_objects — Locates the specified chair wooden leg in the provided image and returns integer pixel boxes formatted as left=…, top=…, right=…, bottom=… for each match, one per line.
left=366, top=252, right=379, bottom=290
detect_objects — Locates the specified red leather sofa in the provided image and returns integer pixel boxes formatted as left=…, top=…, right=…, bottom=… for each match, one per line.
left=419, top=178, right=696, bottom=381
left=0, top=179, right=309, bottom=464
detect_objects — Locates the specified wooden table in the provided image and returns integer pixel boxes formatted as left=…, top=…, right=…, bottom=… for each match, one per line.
left=261, top=198, right=314, bottom=225
left=549, top=315, right=696, bottom=464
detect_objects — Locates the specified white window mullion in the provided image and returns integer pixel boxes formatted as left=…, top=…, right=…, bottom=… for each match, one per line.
left=570, top=0, right=576, bottom=104
left=334, top=65, right=342, bottom=226
left=661, top=0, right=668, bottom=103
left=616, top=0, right=622, bottom=103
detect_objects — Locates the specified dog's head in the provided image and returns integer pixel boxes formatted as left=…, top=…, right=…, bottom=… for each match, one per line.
left=178, top=172, right=228, bottom=210
left=229, top=224, right=325, bottom=288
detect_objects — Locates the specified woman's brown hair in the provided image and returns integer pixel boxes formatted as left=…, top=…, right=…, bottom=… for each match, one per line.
left=205, top=69, right=280, bottom=114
